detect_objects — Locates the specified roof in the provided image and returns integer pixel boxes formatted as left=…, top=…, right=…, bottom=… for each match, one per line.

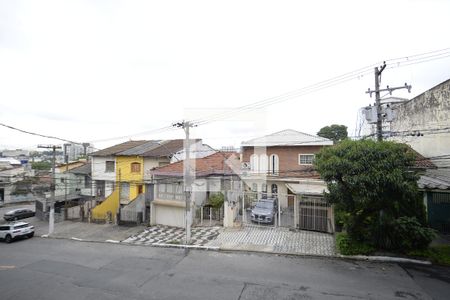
left=90, top=141, right=148, bottom=157
left=286, top=180, right=328, bottom=196
left=408, top=147, right=436, bottom=169
left=152, top=152, right=240, bottom=177
left=113, top=139, right=200, bottom=157
left=69, top=162, right=91, bottom=175
left=141, top=139, right=185, bottom=157
left=418, top=169, right=450, bottom=190
left=242, top=129, right=333, bottom=147
left=117, top=140, right=161, bottom=156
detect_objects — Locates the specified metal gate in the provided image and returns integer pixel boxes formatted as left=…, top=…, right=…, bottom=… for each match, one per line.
left=239, top=192, right=295, bottom=228
left=427, top=192, right=450, bottom=233
left=298, top=196, right=332, bottom=233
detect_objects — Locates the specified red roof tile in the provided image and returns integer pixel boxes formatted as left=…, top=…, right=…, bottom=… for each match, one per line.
left=152, top=152, right=240, bottom=177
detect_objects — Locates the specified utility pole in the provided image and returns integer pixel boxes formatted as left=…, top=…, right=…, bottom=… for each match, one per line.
left=174, top=121, right=195, bottom=248
left=38, top=144, right=62, bottom=235
left=63, top=144, right=69, bottom=204
left=366, top=62, right=411, bottom=141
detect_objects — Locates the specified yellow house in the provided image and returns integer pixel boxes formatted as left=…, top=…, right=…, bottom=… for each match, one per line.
left=116, top=155, right=145, bottom=204
left=91, top=139, right=199, bottom=223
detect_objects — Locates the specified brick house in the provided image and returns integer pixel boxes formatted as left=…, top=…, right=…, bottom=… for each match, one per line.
left=240, top=129, right=333, bottom=210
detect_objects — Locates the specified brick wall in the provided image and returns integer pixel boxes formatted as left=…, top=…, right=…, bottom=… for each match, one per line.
left=242, top=145, right=325, bottom=176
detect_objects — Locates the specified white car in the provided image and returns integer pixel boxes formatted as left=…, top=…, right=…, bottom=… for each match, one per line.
left=0, top=221, right=34, bottom=243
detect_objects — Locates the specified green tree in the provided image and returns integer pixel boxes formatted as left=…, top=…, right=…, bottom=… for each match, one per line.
left=317, top=124, right=348, bottom=143
left=315, top=139, right=433, bottom=250
left=208, top=192, right=224, bottom=209
left=31, top=161, right=52, bottom=171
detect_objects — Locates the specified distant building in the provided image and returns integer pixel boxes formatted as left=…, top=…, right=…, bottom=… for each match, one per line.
left=1, top=149, right=30, bottom=158
left=63, top=143, right=94, bottom=162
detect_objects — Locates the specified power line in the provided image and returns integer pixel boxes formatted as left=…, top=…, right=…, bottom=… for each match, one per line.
left=0, top=122, right=81, bottom=145
left=190, top=47, right=450, bottom=127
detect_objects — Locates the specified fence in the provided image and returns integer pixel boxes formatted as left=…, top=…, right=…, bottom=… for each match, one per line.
left=237, top=191, right=334, bottom=233
left=298, top=196, right=333, bottom=233
left=66, top=200, right=97, bottom=221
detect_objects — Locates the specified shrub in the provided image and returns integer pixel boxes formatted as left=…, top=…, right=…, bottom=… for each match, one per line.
left=208, top=192, right=224, bottom=209
left=336, top=232, right=375, bottom=255
left=377, top=216, right=436, bottom=251
left=408, top=245, right=450, bottom=266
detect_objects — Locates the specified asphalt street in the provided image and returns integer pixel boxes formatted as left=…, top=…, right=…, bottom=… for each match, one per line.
left=1, top=238, right=449, bottom=300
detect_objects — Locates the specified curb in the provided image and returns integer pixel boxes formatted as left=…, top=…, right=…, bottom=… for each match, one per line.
left=151, top=243, right=219, bottom=251
left=39, top=235, right=220, bottom=251
left=337, top=254, right=432, bottom=265
left=219, top=246, right=431, bottom=265
left=219, top=246, right=337, bottom=260
left=38, top=235, right=432, bottom=265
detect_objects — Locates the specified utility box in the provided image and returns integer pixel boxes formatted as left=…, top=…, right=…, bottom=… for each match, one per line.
left=364, top=106, right=377, bottom=124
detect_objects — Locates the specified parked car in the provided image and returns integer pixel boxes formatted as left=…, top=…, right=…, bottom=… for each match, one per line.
left=0, top=221, right=34, bottom=243
left=3, top=208, right=35, bottom=221
left=251, top=198, right=276, bottom=224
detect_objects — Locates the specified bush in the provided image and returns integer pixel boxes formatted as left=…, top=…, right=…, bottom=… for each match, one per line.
left=376, top=216, right=436, bottom=251
left=208, top=193, right=224, bottom=209
left=408, top=245, right=450, bottom=266
left=336, top=232, right=375, bottom=255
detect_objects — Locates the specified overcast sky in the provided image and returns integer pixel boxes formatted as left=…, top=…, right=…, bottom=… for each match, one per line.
left=1, top=0, right=449, bottom=151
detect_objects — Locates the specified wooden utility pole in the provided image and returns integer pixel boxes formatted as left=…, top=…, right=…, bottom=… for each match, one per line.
left=366, top=62, right=411, bottom=141
left=374, top=65, right=385, bottom=141
left=38, top=144, right=62, bottom=235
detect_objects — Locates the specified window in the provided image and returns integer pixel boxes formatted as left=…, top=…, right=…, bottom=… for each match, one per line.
left=252, top=183, right=258, bottom=192
left=259, top=154, right=268, bottom=173
left=271, top=184, right=278, bottom=194
left=299, top=154, right=315, bottom=165
left=105, top=161, right=115, bottom=173
left=131, top=162, right=141, bottom=173
left=261, top=183, right=267, bottom=193
left=269, top=154, right=279, bottom=174
left=250, top=154, right=259, bottom=172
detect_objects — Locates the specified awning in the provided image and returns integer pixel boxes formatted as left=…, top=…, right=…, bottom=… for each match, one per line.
left=286, top=182, right=328, bottom=196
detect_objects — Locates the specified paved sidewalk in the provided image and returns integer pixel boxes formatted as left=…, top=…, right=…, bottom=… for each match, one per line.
left=123, top=224, right=336, bottom=256
left=207, top=225, right=336, bottom=256
left=122, top=225, right=221, bottom=246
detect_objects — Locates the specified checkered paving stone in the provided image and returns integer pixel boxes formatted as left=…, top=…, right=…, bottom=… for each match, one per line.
left=122, top=225, right=222, bottom=246
left=206, top=225, right=336, bottom=256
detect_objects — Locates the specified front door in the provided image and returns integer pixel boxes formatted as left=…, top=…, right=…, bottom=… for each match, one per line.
left=120, top=183, right=130, bottom=201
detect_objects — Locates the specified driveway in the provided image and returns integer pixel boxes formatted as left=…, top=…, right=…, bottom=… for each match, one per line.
left=207, top=225, right=336, bottom=256
left=124, top=224, right=336, bottom=256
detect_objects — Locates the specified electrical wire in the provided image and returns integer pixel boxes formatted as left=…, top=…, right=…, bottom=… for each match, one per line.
left=0, top=122, right=81, bottom=145
left=190, top=47, right=450, bottom=127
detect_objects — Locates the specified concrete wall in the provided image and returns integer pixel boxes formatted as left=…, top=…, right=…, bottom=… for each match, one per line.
left=92, top=189, right=119, bottom=222
left=388, top=79, right=450, bottom=165
left=143, top=157, right=170, bottom=180
left=92, top=156, right=116, bottom=181
left=120, top=194, right=146, bottom=224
